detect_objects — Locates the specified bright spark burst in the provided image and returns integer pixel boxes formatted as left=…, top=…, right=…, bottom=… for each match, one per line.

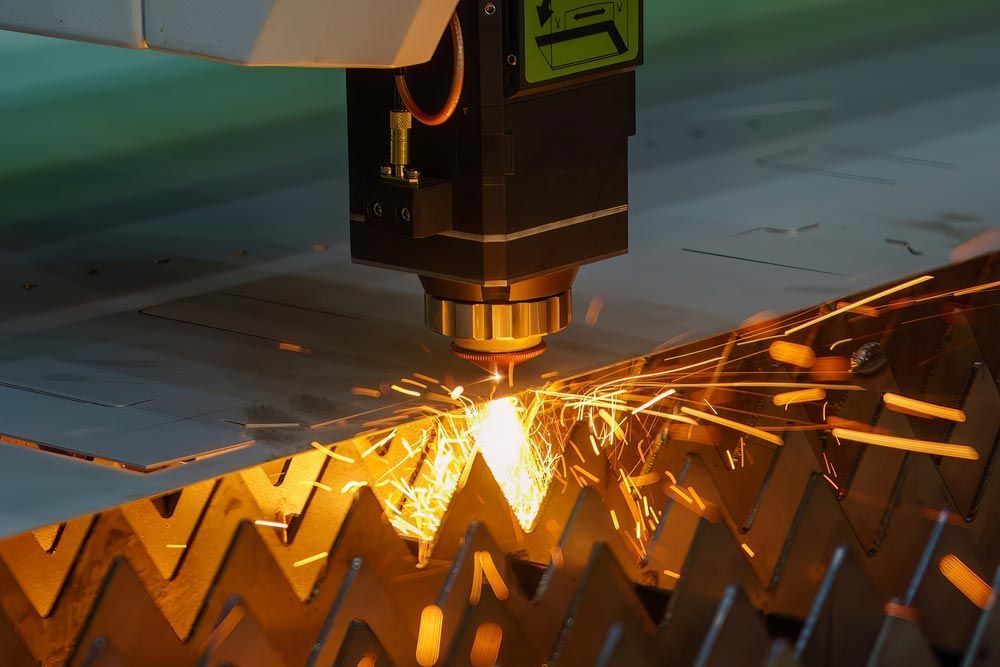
left=334, top=270, right=997, bottom=572
left=472, top=397, right=558, bottom=532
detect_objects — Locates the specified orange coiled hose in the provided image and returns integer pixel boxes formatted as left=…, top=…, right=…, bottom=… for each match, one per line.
left=395, top=12, right=465, bottom=126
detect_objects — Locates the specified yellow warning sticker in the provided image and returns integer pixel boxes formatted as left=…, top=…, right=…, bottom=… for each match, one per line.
left=523, top=0, right=641, bottom=84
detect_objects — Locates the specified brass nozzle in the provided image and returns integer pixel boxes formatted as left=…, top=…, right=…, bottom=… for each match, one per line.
left=451, top=339, right=548, bottom=386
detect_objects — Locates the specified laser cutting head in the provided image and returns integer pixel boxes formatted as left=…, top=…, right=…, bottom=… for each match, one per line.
left=347, top=0, right=640, bottom=376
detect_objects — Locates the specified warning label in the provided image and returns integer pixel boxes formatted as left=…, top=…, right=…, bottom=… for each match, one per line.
left=523, top=0, right=640, bottom=84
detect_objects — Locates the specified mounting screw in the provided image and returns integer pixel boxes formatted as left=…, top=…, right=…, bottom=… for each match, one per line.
left=484, top=2, right=496, bottom=15
left=405, top=168, right=421, bottom=180
left=371, top=201, right=385, bottom=219
left=380, top=165, right=393, bottom=176
left=507, top=53, right=518, bottom=66
left=397, top=206, right=412, bottom=224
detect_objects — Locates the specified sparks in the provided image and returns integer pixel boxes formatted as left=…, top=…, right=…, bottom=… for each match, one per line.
left=831, top=428, right=978, bottom=460
left=472, top=397, right=556, bottom=531
left=774, top=388, right=826, bottom=407
left=292, top=551, right=329, bottom=568
left=939, top=554, right=994, bottom=609
left=470, top=622, right=503, bottom=667
left=478, top=551, right=509, bottom=600
left=416, top=605, right=444, bottom=667
left=784, top=275, right=934, bottom=335
left=883, top=393, right=966, bottom=422
left=769, top=341, right=817, bottom=368
left=310, top=441, right=356, bottom=464
left=681, top=407, right=784, bottom=447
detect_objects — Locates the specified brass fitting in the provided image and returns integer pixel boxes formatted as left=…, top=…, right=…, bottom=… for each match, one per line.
left=389, top=110, right=412, bottom=179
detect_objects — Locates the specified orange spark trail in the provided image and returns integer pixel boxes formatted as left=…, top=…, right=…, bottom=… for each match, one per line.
left=784, top=275, right=934, bottom=335
left=831, top=428, right=978, bottom=460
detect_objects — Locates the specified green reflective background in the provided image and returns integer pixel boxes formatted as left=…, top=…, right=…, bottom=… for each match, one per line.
left=1, top=0, right=998, bottom=239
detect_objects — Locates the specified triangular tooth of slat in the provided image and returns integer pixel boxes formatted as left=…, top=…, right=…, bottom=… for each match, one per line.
left=251, top=456, right=372, bottom=602
left=294, top=489, right=420, bottom=666
left=658, top=518, right=762, bottom=666
left=841, top=404, right=927, bottom=555
left=435, top=522, right=546, bottom=657
left=904, top=513, right=987, bottom=655
left=186, top=489, right=414, bottom=666
left=327, top=489, right=435, bottom=628
left=197, top=599, right=284, bottom=667
left=737, top=430, right=823, bottom=588
left=440, top=583, right=539, bottom=666
left=0, top=513, right=118, bottom=660
left=0, top=514, right=94, bottom=618
left=308, top=557, right=417, bottom=667
left=913, top=316, right=999, bottom=518
left=135, top=476, right=276, bottom=640
left=121, top=480, right=217, bottom=581
left=693, top=585, right=770, bottom=667
left=868, top=614, right=940, bottom=667
left=962, top=566, right=1000, bottom=667
left=331, top=620, right=395, bottom=667
left=645, top=455, right=706, bottom=586
left=692, top=363, right=805, bottom=532
left=768, top=475, right=865, bottom=619
left=180, top=522, right=328, bottom=665
left=556, top=486, right=642, bottom=581
left=548, top=543, right=657, bottom=667
left=433, top=454, right=525, bottom=562
left=68, top=558, right=190, bottom=666
left=867, top=456, right=962, bottom=601
left=794, top=546, right=882, bottom=667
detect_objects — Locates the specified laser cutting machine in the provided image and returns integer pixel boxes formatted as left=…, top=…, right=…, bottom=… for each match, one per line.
left=3, top=2, right=1000, bottom=665
left=0, top=0, right=642, bottom=377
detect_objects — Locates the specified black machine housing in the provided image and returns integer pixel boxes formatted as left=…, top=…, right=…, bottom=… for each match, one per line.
left=347, top=0, right=640, bottom=316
